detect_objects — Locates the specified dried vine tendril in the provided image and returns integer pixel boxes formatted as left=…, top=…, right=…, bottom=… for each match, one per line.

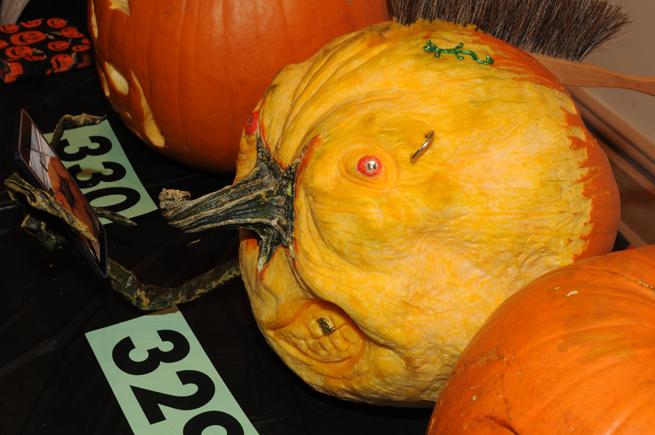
left=423, top=41, right=494, bottom=65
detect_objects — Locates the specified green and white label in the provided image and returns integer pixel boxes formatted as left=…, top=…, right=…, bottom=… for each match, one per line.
left=86, top=308, right=258, bottom=435
left=46, top=120, right=157, bottom=224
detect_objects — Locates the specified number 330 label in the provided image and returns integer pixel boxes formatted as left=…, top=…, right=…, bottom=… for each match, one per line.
left=86, top=308, right=259, bottom=435
left=45, top=120, right=157, bottom=224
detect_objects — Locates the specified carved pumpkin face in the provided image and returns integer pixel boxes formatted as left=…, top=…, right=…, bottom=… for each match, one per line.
left=50, top=53, right=75, bottom=71
left=5, top=46, right=33, bottom=58
left=163, top=20, right=620, bottom=406
left=0, top=24, right=19, bottom=33
left=10, top=30, right=46, bottom=45
left=72, top=44, right=91, bottom=52
left=60, top=27, right=84, bottom=38
left=48, top=41, right=70, bottom=51
left=0, top=40, right=7, bottom=49
left=47, top=18, right=67, bottom=28
left=20, top=19, right=43, bottom=28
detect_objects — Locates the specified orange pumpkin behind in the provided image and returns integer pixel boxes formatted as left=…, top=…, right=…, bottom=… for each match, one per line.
left=428, top=245, right=655, bottom=433
left=88, top=0, right=389, bottom=172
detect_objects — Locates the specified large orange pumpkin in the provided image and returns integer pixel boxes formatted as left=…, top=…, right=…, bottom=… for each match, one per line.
left=427, top=245, right=655, bottom=434
left=160, top=19, right=620, bottom=406
left=87, top=0, right=389, bottom=173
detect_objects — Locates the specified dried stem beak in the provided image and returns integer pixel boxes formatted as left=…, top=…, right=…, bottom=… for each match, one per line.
left=159, top=135, right=300, bottom=271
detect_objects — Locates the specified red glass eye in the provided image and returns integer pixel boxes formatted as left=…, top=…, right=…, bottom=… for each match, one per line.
left=245, top=110, right=260, bottom=135
left=356, top=155, right=382, bottom=176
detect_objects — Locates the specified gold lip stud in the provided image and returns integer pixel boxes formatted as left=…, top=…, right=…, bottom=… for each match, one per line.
left=317, top=317, right=336, bottom=335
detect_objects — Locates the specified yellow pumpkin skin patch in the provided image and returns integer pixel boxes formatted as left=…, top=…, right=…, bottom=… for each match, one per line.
left=235, top=19, right=620, bottom=406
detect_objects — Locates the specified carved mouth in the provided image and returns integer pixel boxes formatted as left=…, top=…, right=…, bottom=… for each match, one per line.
left=265, top=301, right=366, bottom=370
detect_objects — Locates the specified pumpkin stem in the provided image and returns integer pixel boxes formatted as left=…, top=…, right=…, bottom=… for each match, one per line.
left=160, top=134, right=299, bottom=271
left=5, top=171, right=241, bottom=310
left=108, top=257, right=241, bottom=311
left=49, top=113, right=107, bottom=152
left=4, top=172, right=97, bottom=242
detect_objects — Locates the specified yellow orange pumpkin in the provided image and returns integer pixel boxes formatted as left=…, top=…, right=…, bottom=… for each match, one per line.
left=161, top=19, right=620, bottom=405
left=427, top=245, right=655, bottom=434
left=87, top=0, right=389, bottom=172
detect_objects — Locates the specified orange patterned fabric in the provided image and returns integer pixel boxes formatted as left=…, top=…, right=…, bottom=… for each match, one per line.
left=0, top=18, right=92, bottom=83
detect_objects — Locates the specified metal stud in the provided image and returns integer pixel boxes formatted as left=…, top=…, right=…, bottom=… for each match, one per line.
left=365, top=159, right=379, bottom=173
left=317, top=317, right=336, bottom=335
left=357, top=155, right=383, bottom=176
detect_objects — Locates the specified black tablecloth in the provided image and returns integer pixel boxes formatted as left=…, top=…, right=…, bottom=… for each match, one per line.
left=0, top=44, right=435, bottom=435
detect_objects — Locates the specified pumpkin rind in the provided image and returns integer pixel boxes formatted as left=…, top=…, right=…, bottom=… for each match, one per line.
left=87, top=0, right=389, bottom=173
left=227, top=19, right=620, bottom=405
left=427, top=245, right=655, bottom=434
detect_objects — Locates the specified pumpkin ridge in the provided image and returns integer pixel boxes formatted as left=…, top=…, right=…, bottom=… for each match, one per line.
left=175, top=1, right=195, bottom=160
left=605, top=394, right=655, bottom=435
left=538, top=265, right=655, bottom=293
left=514, top=361, right=573, bottom=430
left=475, top=416, right=520, bottom=435
left=283, top=30, right=390, bottom=143
left=283, top=23, right=504, bottom=153
left=289, top=23, right=388, bottom=104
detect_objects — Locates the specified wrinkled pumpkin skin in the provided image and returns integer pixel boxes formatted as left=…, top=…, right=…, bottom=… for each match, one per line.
left=427, top=245, right=655, bottom=434
left=233, top=19, right=621, bottom=406
left=87, top=0, right=389, bottom=173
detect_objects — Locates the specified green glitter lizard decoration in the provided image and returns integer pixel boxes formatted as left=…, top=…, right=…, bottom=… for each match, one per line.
left=424, top=41, right=494, bottom=65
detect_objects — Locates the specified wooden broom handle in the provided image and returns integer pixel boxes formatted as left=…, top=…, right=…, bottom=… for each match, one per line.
left=533, top=54, right=655, bottom=97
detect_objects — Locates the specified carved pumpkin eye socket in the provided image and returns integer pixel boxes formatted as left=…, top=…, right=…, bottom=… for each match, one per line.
left=245, top=110, right=260, bottom=135
left=356, top=155, right=382, bottom=176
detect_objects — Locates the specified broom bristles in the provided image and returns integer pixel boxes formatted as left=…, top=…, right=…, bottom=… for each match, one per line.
left=391, top=0, right=632, bottom=62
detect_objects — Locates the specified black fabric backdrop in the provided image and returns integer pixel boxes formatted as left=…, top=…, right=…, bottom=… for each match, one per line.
left=0, top=6, right=435, bottom=435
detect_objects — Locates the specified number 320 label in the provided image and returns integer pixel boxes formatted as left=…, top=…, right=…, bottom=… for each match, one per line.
left=86, top=308, right=259, bottom=435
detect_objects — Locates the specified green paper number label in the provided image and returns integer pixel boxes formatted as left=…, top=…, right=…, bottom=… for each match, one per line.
left=86, top=309, right=259, bottom=435
left=45, top=120, right=157, bottom=224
